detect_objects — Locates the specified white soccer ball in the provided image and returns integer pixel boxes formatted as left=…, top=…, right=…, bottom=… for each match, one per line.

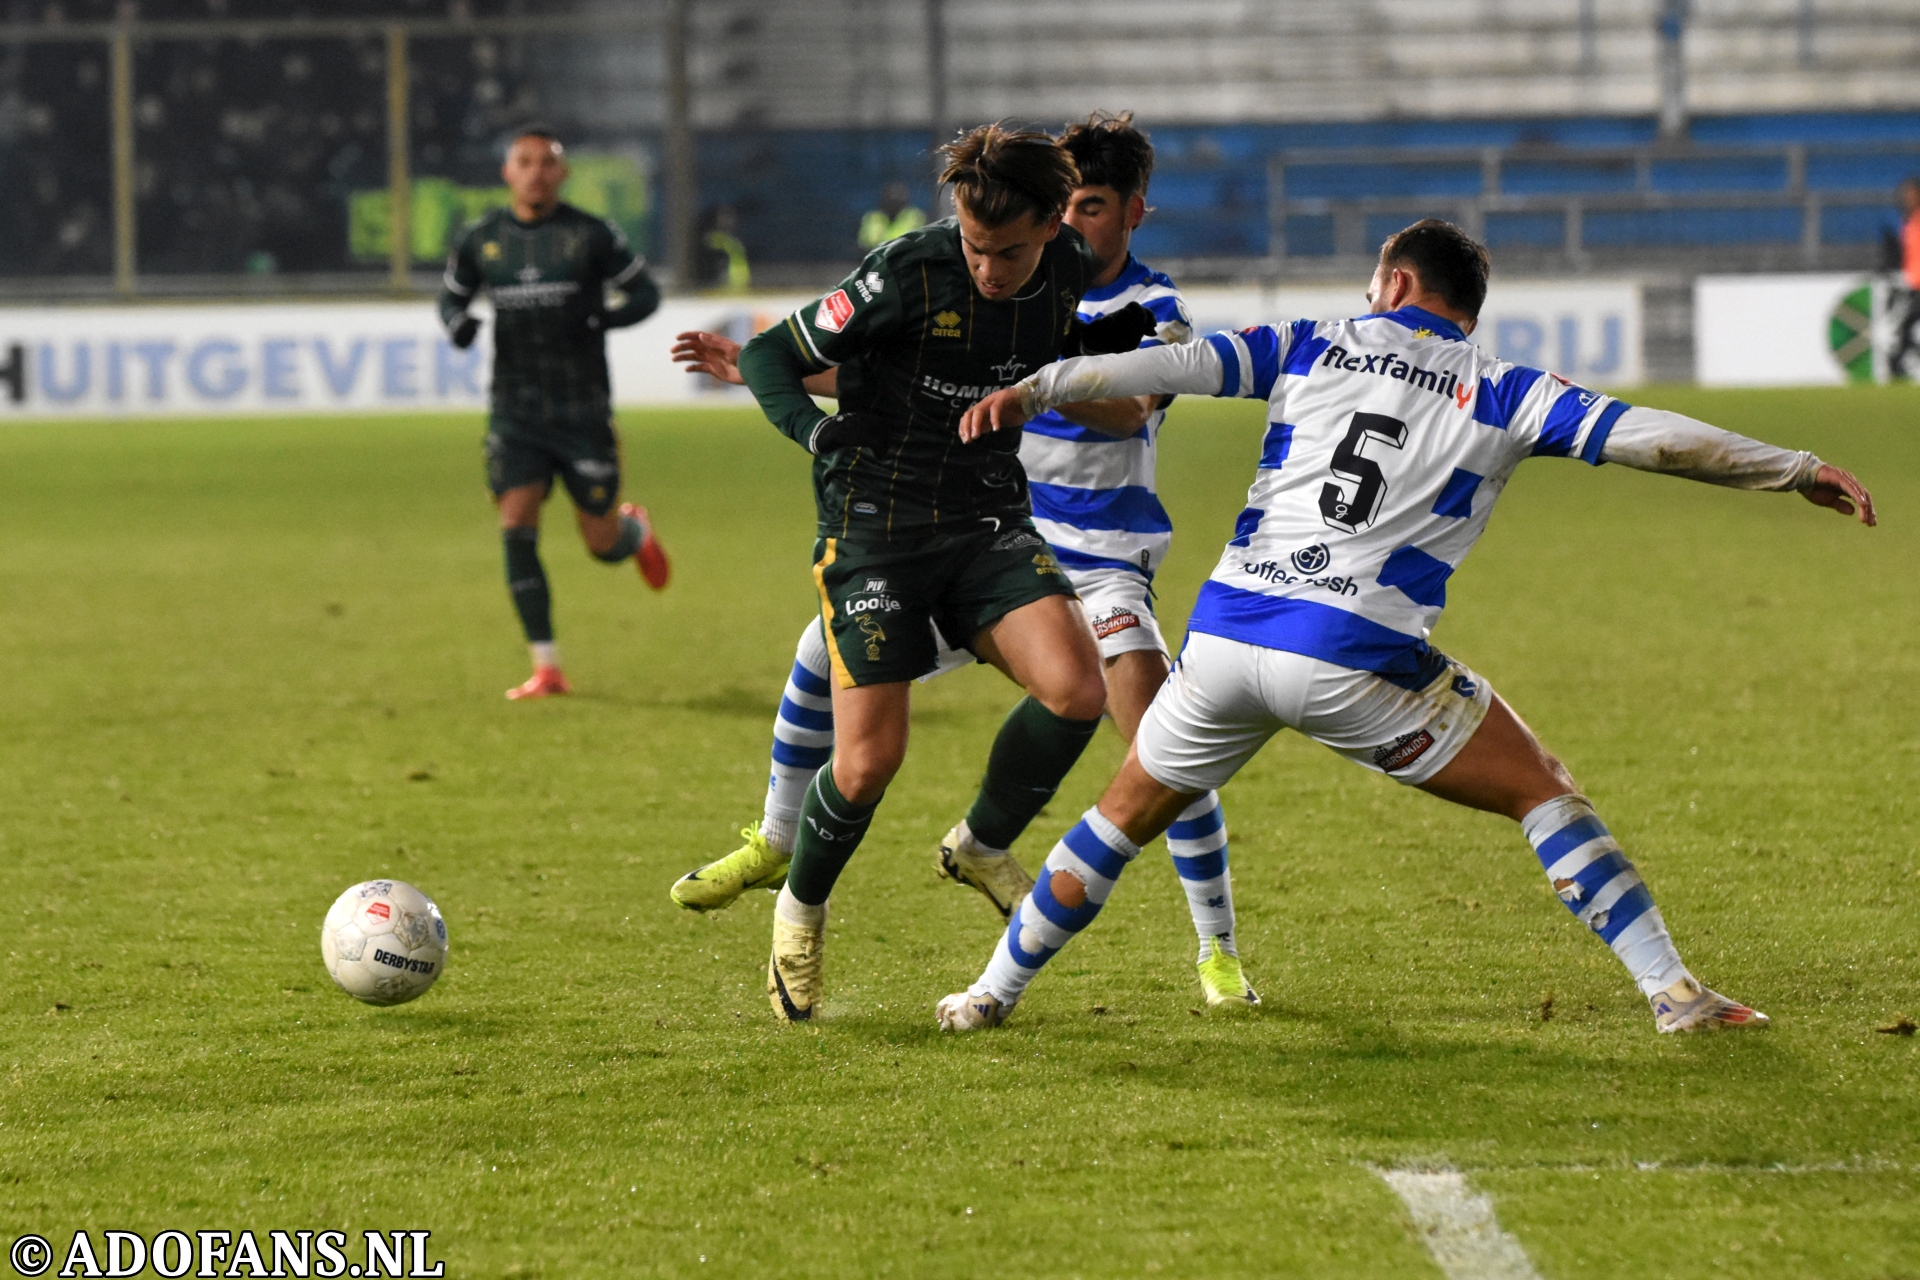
left=320, top=880, right=448, bottom=1006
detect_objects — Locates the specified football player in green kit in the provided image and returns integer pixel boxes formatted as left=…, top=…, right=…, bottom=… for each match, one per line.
left=439, top=125, right=672, bottom=700
left=724, top=123, right=1160, bottom=1022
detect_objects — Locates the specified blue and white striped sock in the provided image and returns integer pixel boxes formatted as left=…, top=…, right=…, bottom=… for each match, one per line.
left=973, top=808, right=1139, bottom=1007
left=1166, top=791, right=1235, bottom=961
left=1522, top=795, right=1689, bottom=997
left=763, top=621, right=834, bottom=854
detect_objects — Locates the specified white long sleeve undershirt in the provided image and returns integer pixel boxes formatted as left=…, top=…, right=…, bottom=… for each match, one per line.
left=1017, top=345, right=1824, bottom=492
left=1599, top=406, right=1822, bottom=491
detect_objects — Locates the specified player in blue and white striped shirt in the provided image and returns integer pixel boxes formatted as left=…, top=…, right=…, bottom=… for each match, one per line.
left=667, top=114, right=1257, bottom=1010
left=939, top=218, right=1877, bottom=1035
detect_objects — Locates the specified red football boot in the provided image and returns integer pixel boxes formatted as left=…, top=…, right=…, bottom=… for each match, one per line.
left=621, top=502, right=671, bottom=590
left=506, top=665, right=571, bottom=701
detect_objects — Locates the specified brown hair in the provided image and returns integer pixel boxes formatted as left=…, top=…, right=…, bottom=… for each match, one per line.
left=1058, top=111, right=1155, bottom=199
left=939, top=122, right=1080, bottom=227
left=1379, top=218, right=1492, bottom=319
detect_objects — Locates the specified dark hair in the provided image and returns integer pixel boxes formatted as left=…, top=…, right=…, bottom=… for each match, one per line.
left=1379, top=219, right=1491, bottom=319
left=1058, top=111, right=1155, bottom=198
left=509, top=122, right=563, bottom=148
left=939, top=123, right=1079, bottom=226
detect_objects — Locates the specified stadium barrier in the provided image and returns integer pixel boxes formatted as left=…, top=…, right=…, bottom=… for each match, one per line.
left=0, top=281, right=1641, bottom=419
left=1695, top=272, right=1899, bottom=385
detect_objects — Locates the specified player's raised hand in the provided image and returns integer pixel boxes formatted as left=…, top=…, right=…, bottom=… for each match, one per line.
left=671, top=330, right=745, bottom=384
left=1802, top=464, right=1877, bottom=525
left=958, top=386, right=1032, bottom=443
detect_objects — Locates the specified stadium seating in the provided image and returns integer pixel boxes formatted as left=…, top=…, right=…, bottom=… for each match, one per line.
left=4, top=0, right=1920, bottom=283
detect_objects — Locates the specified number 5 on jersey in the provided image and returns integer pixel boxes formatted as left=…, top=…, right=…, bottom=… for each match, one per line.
left=1319, top=411, right=1409, bottom=534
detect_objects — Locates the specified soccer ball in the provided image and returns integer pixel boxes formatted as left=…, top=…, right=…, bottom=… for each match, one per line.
left=320, top=880, right=448, bottom=1006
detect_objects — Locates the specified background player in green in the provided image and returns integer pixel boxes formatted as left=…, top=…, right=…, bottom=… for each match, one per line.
left=439, top=124, right=672, bottom=701
left=726, top=123, right=1159, bottom=1023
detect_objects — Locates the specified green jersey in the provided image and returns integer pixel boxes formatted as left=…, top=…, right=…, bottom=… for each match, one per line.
left=738, top=218, right=1097, bottom=539
left=438, top=202, right=660, bottom=429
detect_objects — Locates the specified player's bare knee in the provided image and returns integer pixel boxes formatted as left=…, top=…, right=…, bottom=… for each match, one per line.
left=1032, top=668, right=1107, bottom=722
left=833, top=748, right=902, bottom=804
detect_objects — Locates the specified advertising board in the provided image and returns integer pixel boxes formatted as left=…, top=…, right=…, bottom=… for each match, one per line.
left=0, top=279, right=1643, bottom=419
left=1694, top=273, right=1892, bottom=386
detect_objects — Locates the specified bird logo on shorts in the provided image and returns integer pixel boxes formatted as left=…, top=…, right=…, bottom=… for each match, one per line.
left=857, top=615, right=886, bottom=661
left=1290, top=544, right=1331, bottom=574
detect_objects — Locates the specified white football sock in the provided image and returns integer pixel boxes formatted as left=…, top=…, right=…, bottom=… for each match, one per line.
left=1521, top=794, right=1689, bottom=997
left=775, top=883, right=825, bottom=930
left=973, top=807, right=1139, bottom=1007
left=763, top=620, right=834, bottom=853
left=1166, top=790, right=1235, bottom=961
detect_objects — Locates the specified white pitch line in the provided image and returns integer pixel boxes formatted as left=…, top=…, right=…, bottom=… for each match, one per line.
left=1377, top=1167, right=1543, bottom=1280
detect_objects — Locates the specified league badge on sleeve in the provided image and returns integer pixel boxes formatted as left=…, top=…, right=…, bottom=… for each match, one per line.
left=816, top=289, right=856, bottom=333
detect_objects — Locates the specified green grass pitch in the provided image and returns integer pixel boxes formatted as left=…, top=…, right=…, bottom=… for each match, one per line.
left=2, top=387, right=1917, bottom=1278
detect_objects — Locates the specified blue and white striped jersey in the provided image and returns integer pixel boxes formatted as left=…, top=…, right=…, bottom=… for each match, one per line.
left=1018, top=254, right=1193, bottom=580
left=1188, top=305, right=1627, bottom=678
left=1022, top=304, right=1630, bottom=679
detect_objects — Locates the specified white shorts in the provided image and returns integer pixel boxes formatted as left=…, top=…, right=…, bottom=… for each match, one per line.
left=1070, top=564, right=1167, bottom=661
left=1135, top=631, right=1493, bottom=794
left=916, top=564, right=1165, bottom=683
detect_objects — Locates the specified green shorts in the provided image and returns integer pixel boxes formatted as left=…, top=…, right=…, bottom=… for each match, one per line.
left=812, top=521, right=1076, bottom=687
left=484, top=416, right=621, bottom=517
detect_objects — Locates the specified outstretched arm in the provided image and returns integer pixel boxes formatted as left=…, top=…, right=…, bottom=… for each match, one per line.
left=672, top=330, right=837, bottom=397
left=959, top=342, right=1224, bottom=442
left=1600, top=405, right=1876, bottom=524
left=1052, top=394, right=1164, bottom=436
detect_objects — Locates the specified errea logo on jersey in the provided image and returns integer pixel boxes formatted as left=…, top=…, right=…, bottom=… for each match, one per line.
left=816, top=290, right=855, bottom=333
left=932, top=310, right=963, bottom=338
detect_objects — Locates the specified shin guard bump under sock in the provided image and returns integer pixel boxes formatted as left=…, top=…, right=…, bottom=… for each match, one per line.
left=785, top=762, right=878, bottom=907
left=964, top=697, right=1102, bottom=851
left=1522, top=794, right=1688, bottom=997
